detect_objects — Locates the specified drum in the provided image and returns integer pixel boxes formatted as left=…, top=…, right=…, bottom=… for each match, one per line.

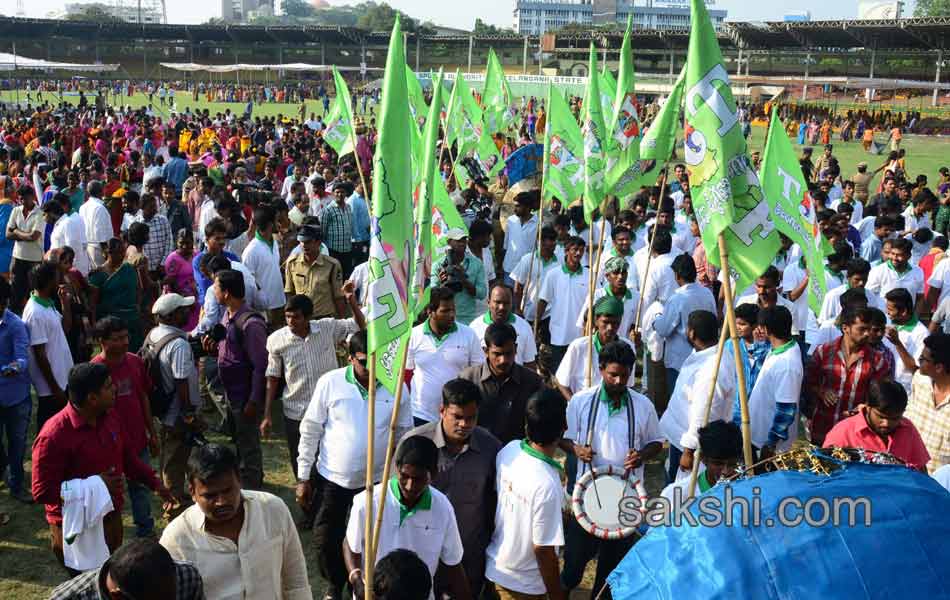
left=571, top=464, right=648, bottom=540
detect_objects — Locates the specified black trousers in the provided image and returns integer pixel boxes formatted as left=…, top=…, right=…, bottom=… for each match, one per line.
left=312, top=472, right=361, bottom=598
left=561, top=517, right=636, bottom=600
left=11, top=258, right=38, bottom=314
left=329, top=249, right=354, bottom=280
left=36, top=393, right=67, bottom=437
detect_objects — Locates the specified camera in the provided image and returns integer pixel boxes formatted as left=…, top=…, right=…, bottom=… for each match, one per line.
left=188, top=324, right=227, bottom=358
left=439, top=263, right=466, bottom=293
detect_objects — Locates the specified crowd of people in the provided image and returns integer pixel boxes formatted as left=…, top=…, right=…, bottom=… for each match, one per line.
left=0, top=81, right=946, bottom=600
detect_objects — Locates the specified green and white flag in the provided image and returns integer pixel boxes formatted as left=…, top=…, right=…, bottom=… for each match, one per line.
left=322, top=67, right=355, bottom=156
left=366, top=18, right=414, bottom=394
left=640, top=65, right=684, bottom=161
left=760, top=106, right=830, bottom=314
left=599, top=66, right=617, bottom=121
left=445, top=70, right=483, bottom=154
left=581, top=44, right=609, bottom=224
left=412, top=70, right=445, bottom=316
left=542, top=82, right=584, bottom=204
left=684, top=0, right=779, bottom=292
left=483, top=48, right=514, bottom=134
left=606, top=15, right=646, bottom=197
left=406, top=65, right=428, bottom=126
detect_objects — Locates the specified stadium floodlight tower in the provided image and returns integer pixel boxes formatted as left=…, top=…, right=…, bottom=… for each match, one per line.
left=112, top=0, right=167, bottom=24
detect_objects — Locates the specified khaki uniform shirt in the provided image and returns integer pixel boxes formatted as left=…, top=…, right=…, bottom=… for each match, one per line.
left=283, top=253, right=343, bottom=318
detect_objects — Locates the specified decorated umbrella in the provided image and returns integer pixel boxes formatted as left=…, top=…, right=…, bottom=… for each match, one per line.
left=608, top=448, right=950, bottom=599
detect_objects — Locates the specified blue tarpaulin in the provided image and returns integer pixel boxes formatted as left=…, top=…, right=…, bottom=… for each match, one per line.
left=504, top=143, right=543, bottom=186
left=607, top=464, right=950, bottom=600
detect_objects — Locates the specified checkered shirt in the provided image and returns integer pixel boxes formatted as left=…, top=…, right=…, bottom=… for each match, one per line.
left=906, top=371, right=950, bottom=473
left=48, top=560, right=204, bottom=600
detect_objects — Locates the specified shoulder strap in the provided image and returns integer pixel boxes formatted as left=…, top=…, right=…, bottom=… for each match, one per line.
left=234, top=310, right=264, bottom=330
left=151, top=331, right=185, bottom=355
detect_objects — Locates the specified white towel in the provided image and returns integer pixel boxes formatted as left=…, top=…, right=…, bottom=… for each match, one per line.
left=61, top=476, right=114, bottom=571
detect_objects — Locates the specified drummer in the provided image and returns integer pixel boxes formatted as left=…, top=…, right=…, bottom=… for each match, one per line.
left=560, top=341, right=663, bottom=600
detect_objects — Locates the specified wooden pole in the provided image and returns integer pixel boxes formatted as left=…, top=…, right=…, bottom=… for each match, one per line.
left=717, top=234, right=755, bottom=469
left=685, top=323, right=730, bottom=499
left=349, top=126, right=371, bottom=204
left=363, top=354, right=377, bottom=600
left=520, top=210, right=542, bottom=315
left=584, top=224, right=596, bottom=387
left=632, top=173, right=668, bottom=332
left=370, top=344, right=411, bottom=560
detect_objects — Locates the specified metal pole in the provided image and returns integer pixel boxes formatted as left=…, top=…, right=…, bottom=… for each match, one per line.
left=416, top=35, right=421, bottom=71
left=321, top=42, right=326, bottom=65
left=867, top=47, right=876, bottom=102
left=669, top=48, right=675, bottom=84
left=468, top=35, right=473, bottom=72
left=538, top=39, right=542, bottom=75
left=934, top=49, right=943, bottom=108
left=802, top=52, right=810, bottom=101
left=523, top=36, right=529, bottom=74
left=736, top=46, right=742, bottom=77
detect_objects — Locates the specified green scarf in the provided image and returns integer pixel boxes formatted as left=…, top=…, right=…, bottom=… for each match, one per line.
left=598, top=384, right=624, bottom=417
left=520, top=439, right=564, bottom=472
left=422, top=320, right=458, bottom=348
left=389, top=477, right=432, bottom=526
left=30, top=294, right=54, bottom=309
left=770, top=340, right=797, bottom=356
left=344, top=365, right=368, bottom=401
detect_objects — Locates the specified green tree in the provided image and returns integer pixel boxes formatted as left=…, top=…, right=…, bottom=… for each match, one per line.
left=915, top=0, right=950, bottom=16
left=354, top=1, right=427, bottom=32
left=282, top=0, right=317, bottom=18
left=65, top=3, right=119, bottom=22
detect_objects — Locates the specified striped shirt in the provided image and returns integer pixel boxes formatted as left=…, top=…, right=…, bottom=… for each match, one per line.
left=806, top=337, right=891, bottom=444
left=48, top=560, right=204, bottom=600
left=265, top=318, right=359, bottom=420
left=906, top=371, right=950, bottom=474
left=321, top=202, right=353, bottom=253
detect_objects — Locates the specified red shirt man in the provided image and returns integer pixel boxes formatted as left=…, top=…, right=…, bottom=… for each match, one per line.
left=823, top=380, right=931, bottom=471
left=31, top=363, right=172, bottom=566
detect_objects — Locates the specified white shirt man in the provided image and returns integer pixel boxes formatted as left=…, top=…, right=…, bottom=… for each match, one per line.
left=538, top=263, right=590, bottom=347
left=23, top=294, right=74, bottom=399
left=565, top=385, right=663, bottom=484
left=882, top=319, right=928, bottom=394
left=78, top=196, right=113, bottom=267
left=736, top=293, right=800, bottom=336
left=196, top=199, right=218, bottom=247
left=345, top=478, right=464, bottom=597
left=660, top=345, right=736, bottom=479
left=503, top=211, right=539, bottom=274
left=866, top=261, right=925, bottom=300
left=406, top=321, right=484, bottom=423
left=297, top=366, right=412, bottom=488
left=748, top=340, right=803, bottom=453
left=634, top=251, right=678, bottom=310
left=927, top=257, right=950, bottom=307
left=241, top=235, right=286, bottom=312
left=817, top=283, right=885, bottom=324
left=781, top=258, right=842, bottom=338
left=510, top=252, right=559, bottom=322
left=485, top=440, right=565, bottom=596
left=556, top=335, right=636, bottom=397
left=50, top=212, right=91, bottom=276
left=576, top=286, right=640, bottom=343
left=652, top=282, right=717, bottom=372
left=469, top=313, right=537, bottom=366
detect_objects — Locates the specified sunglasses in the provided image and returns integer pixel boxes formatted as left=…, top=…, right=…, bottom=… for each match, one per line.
left=353, top=356, right=368, bottom=367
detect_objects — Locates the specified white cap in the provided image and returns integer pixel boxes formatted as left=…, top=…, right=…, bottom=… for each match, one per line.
left=152, top=293, right=196, bottom=316
left=445, top=227, right=468, bottom=241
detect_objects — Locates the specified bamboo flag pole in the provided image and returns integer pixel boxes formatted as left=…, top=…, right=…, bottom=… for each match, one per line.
left=349, top=127, right=371, bottom=210
left=717, top=234, right=755, bottom=469
left=584, top=215, right=609, bottom=387
left=363, top=355, right=377, bottom=600
left=632, top=172, right=668, bottom=333
left=584, top=224, right=596, bottom=387
left=520, top=203, right=543, bottom=315
left=370, top=344, right=411, bottom=559
left=686, top=323, right=730, bottom=499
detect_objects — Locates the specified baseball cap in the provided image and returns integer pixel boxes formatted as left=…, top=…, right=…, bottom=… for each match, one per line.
left=445, top=227, right=468, bottom=241
left=152, top=293, right=196, bottom=316
left=297, top=224, right=323, bottom=242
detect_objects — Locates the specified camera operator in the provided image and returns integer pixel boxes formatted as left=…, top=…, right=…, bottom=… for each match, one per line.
left=147, top=293, right=205, bottom=520
left=430, top=228, right=486, bottom=326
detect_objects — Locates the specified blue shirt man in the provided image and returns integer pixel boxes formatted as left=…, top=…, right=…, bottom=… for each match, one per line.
left=0, top=299, right=32, bottom=501
left=348, top=189, right=371, bottom=244
left=162, top=150, right=189, bottom=194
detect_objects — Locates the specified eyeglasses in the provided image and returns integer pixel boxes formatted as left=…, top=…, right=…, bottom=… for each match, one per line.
left=353, top=357, right=368, bottom=367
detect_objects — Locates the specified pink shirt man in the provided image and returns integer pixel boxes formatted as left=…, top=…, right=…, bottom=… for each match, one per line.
left=823, top=407, right=931, bottom=470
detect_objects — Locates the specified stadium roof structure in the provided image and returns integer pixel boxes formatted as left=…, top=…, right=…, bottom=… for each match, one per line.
left=1, top=15, right=949, bottom=54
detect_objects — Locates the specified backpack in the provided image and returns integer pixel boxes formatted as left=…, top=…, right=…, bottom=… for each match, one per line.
left=139, top=330, right=187, bottom=419
left=230, top=310, right=266, bottom=348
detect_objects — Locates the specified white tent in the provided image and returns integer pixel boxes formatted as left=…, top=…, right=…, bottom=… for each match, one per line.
left=159, top=62, right=381, bottom=73
left=0, top=53, right=118, bottom=72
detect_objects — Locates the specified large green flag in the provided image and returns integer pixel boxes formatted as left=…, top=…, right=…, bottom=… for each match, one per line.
left=483, top=48, right=514, bottom=134
left=406, top=65, right=428, bottom=126
left=640, top=65, right=684, bottom=161
left=599, top=67, right=617, bottom=120
left=581, top=44, right=609, bottom=224
left=760, top=106, right=830, bottom=314
left=366, top=18, right=414, bottom=394
left=322, top=67, right=355, bottom=156
left=542, top=83, right=584, bottom=204
left=606, top=16, right=646, bottom=196
left=684, top=0, right=778, bottom=292
left=445, top=71, right=483, bottom=154
left=412, top=70, right=445, bottom=316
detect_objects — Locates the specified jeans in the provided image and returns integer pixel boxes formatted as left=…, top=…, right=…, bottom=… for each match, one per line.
left=0, top=399, right=31, bottom=495
left=228, top=407, right=263, bottom=490
left=561, top=517, right=635, bottom=599
left=667, top=445, right=683, bottom=485
left=127, top=448, right=155, bottom=537
left=312, top=473, right=361, bottom=598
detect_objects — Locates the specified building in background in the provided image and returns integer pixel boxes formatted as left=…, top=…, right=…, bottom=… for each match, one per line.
left=513, top=0, right=727, bottom=35
left=221, top=0, right=280, bottom=22
left=63, top=1, right=163, bottom=24
left=783, top=11, right=811, bottom=22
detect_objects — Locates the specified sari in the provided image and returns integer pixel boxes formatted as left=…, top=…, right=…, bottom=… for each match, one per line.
left=88, top=262, right=144, bottom=351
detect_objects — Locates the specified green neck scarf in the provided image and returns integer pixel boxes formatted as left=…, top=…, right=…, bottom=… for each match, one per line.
left=598, top=384, right=625, bottom=417
left=344, top=365, right=368, bottom=401
left=30, top=294, right=54, bottom=309
left=562, top=263, right=583, bottom=277
left=895, top=315, right=919, bottom=332
left=255, top=231, right=275, bottom=250
left=604, top=286, right=632, bottom=301
left=770, top=340, right=797, bottom=356
left=698, top=471, right=712, bottom=493
left=483, top=312, right=515, bottom=325
left=886, top=260, right=910, bottom=275
left=389, top=477, right=432, bottom=526
left=423, top=320, right=458, bottom=347
left=520, top=439, right=564, bottom=472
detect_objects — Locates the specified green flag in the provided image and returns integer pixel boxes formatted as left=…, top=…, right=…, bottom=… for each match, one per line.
left=322, top=67, right=355, bottom=156
left=474, top=128, right=504, bottom=179
left=760, top=106, right=830, bottom=314
left=542, top=83, right=584, bottom=204
left=483, top=48, right=514, bottom=134
left=581, top=44, right=609, bottom=224
left=411, top=70, right=444, bottom=316
left=599, top=67, right=617, bottom=120
left=606, top=15, right=646, bottom=197
left=639, top=65, right=684, bottom=161
left=366, top=18, right=414, bottom=394
left=406, top=65, right=428, bottom=127
left=445, top=70, right=483, bottom=155
left=683, top=0, right=778, bottom=292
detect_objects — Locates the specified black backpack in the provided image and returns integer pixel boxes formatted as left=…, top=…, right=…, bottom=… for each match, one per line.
left=139, top=331, right=187, bottom=419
